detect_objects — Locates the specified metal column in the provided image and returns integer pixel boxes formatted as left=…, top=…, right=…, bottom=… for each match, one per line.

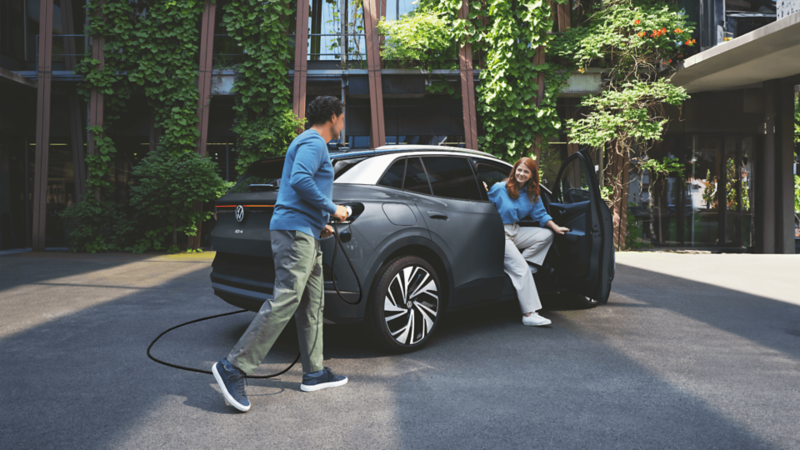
left=363, top=0, right=386, bottom=149
left=31, top=0, right=55, bottom=251
left=458, top=0, right=478, bottom=151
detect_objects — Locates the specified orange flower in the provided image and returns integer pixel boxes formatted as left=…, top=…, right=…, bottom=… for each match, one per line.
left=674, top=28, right=682, bottom=33
left=634, top=19, right=641, bottom=25
left=692, top=38, right=696, bottom=43
left=668, top=59, right=673, bottom=63
left=638, top=31, right=646, bottom=37
left=661, top=28, right=666, bottom=33
left=685, top=39, right=692, bottom=45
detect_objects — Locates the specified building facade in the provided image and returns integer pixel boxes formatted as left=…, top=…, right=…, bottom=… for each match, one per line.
left=0, top=0, right=798, bottom=253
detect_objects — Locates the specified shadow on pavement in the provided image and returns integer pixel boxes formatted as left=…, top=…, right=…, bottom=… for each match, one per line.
left=0, top=256, right=795, bottom=449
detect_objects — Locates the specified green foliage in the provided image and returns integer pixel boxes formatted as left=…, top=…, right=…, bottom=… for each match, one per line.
left=222, top=0, right=303, bottom=174
left=378, top=10, right=459, bottom=95
left=567, top=79, right=689, bottom=152
left=71, top=0, right=230, bottom=253
left=127, top=0, right=205, bottom=157
left=625, top=203, right=651, bottom=249
left=475, top=0, right=569, bottom=160
left=794, top=175, right=800, bottom=214
left=129, top=151, right=232, bottom=253
left=550, top=0, right=695, bottom=80
left=794, top=92, right=799, bottom=145
left=378, top=0, right=569, bottom=162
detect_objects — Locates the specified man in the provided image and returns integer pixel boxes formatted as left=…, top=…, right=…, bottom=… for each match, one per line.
left=212, top=96, right=349, bottom=412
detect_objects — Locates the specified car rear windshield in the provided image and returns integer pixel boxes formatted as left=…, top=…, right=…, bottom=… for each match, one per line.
left=228, top=157, right=366, bottom=193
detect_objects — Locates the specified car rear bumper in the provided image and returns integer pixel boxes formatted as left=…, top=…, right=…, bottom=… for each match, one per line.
left=211, top=272, right=363, bottom=324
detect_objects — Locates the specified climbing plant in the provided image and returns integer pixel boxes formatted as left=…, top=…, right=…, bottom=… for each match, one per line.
left=222, top=0, right=304, bottom=175
left=378, top=0, right=569, bottom=162
left=66, top=0, right=229, bottom=253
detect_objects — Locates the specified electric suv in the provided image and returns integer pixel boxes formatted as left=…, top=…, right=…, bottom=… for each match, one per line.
left=210, top=145, right=615, bottom=352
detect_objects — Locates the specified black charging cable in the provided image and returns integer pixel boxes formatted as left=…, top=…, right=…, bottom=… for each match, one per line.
left=147, top=217, right=362, bottom=377
left=329, top=220, right=363, bottom=305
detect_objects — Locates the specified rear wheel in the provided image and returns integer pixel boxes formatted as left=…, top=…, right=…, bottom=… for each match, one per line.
left=366, top=256, right=442, bottom=353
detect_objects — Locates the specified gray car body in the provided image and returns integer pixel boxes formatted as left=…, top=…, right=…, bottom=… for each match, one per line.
left=209, top=145, right=613, bottom=324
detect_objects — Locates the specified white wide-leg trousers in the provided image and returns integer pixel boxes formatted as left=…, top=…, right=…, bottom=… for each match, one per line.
left=503, top=224, right=554, bottom=314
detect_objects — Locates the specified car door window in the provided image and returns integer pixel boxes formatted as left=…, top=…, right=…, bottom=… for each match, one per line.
left=378, top=158, right=406, bottom=189
left=422, top=157, right=482, bottom=201
left=473, top=159, right=512, bottom=198
left=404, top=157, right=432, bottom=195
left=557, top=157, right=591, bottom=204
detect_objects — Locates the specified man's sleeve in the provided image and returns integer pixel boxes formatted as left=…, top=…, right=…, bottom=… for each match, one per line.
left=288, top=142, right=338, bottom=214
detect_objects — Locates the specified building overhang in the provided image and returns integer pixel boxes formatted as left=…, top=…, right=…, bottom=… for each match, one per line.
left=672, top=11, right=800, bottom=93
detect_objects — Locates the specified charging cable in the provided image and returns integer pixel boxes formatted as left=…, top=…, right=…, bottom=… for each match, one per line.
left=148, top=207, right=363, bottom=377
left=330, top=206, right=363, bottom=305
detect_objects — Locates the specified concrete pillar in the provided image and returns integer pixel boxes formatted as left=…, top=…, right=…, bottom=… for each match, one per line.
left=756, top=78, right=797, bottom=254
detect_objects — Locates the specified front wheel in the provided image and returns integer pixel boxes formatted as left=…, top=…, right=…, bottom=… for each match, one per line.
left=365, top=256, right=442, bottom=353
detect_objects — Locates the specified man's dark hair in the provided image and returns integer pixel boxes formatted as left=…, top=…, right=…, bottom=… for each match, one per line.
left=306, top=96, right=344, bottom=126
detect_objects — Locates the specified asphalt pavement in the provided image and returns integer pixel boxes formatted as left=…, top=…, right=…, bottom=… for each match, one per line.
left=1, top=250, right=798, bottom=449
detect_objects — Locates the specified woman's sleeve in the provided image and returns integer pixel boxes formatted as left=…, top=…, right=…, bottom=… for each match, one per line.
left=531, top=199, right=553, bottom=226
left=487, top=183, right=503, bottom=210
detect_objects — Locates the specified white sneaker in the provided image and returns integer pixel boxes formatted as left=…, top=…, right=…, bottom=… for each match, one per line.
left=522, top=312, right=551, bottom=327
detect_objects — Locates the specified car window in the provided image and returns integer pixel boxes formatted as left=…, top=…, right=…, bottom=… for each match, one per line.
left=473, top=159, right=512, bottom=193
left=558, top=157, right=591, bottom=203
left=422, top=157, right=482, bottom=201
left=404, top=157, right=432, bottom=195
left=227, top=159, right=284, bottom=193
left=333, top=158, right=366, bottom=180
left=378, top=158, right=406, bottom=189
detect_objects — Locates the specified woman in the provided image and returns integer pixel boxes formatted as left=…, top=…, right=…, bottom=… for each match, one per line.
left=485, top=157, right=569, bottom=327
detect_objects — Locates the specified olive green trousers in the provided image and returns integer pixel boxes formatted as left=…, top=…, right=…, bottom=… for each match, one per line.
left=227, top=230, right=324, bottom=375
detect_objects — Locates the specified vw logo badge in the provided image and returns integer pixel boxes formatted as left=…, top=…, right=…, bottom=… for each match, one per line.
left=235, top=205, right=245, bottom=223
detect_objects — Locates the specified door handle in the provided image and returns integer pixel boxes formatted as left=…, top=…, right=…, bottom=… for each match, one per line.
left=427, top=211, right=448, bottom=220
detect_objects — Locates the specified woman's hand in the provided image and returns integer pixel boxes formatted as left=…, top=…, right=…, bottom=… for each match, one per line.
left=545, top=220, right=570, bottom=235
left=483, top=181, right=489, bottom=192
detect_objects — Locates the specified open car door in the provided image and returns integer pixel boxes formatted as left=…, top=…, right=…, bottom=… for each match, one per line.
left=550, top=150, right=615, bottom=303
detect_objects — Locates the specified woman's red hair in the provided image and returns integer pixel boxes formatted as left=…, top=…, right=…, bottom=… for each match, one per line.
left=505, top=157, right=541, bottom=203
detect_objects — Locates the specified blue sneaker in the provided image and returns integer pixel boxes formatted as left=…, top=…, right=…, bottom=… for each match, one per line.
left=212, top=358, right=251, bottom=412
left=300, top=367, right=348, bottom=392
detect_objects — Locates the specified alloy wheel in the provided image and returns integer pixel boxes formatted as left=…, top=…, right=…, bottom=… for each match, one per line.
left=383, top=265, right=439, bottom=345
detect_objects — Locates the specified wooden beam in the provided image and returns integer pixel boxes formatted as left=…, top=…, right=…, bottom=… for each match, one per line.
left=0, top=67, right=37, bottom=89
left=293, top=0, right=310, bottom=123
left=363, top=0, right=386, bottom=148
left=86, top=33, right=105, bottom=202
left=32, top=0, right=54, bottom=251
left=196, top=0, right=216, bottom=157
left=458, top=0, right=478, bottom=150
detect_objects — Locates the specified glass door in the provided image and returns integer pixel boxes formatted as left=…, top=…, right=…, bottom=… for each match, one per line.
left=684, top=135, right=754, bottom=248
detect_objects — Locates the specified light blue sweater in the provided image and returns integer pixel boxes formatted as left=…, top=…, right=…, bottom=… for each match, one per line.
left=487, top=182, right=553, bottom=226
left=270, top=130, right=337, bottom=239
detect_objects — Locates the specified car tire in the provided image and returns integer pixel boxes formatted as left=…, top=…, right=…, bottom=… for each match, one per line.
left=366, top=256, right=442, bottom=353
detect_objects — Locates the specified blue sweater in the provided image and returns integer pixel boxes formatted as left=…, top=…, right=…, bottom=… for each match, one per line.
left=270, top=130, right=337, bottom=239
left=488, top=182, right=553, bottom=226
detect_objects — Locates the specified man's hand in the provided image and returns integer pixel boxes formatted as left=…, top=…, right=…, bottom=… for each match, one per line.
left=320, top=225, right=334, bottom=239
left=332, top=205, right=349, bottom=222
